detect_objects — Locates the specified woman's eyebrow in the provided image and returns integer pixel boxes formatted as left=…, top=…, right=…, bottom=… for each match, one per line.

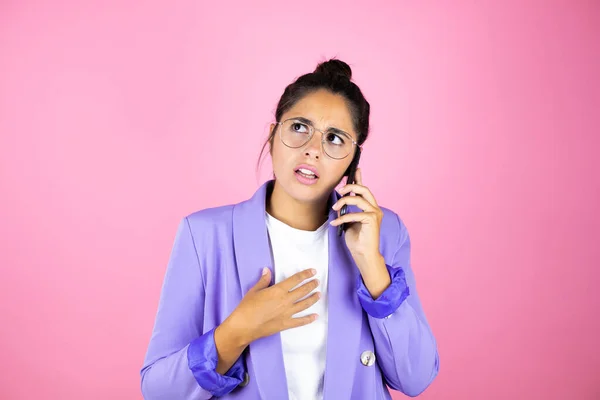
left=292, top=116, right=351, bottom=136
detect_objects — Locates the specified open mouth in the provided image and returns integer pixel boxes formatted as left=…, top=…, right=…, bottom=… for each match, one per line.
left=295, top=168, right=319, bottom=179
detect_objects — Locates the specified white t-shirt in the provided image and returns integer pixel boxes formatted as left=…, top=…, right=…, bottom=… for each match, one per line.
left=265, top=211, right=329, bottom=400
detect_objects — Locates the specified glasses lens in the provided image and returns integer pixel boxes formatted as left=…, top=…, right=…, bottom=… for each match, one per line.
left=281, top=120, right=312, bottom=148
left=323, top=131, right=353, bottom=159
left=280, top=119, right=354, bottom=159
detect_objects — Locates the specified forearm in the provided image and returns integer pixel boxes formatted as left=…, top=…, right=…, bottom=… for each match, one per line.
left=354, top=252, right=391, bottom=299
left=214, top=320, right=249, bottom=375
left=358, top=212, right=439, bottom=396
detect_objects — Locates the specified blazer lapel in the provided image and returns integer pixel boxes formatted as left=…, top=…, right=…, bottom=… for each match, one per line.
left=323, top=191, right=363, bottom=400
left=233, top=180, right=289, bottom=400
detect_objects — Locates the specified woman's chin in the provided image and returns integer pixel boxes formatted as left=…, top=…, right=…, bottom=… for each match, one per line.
left=291, top=181, right=335, bottom=204
left=274, top=173, right=334, bottom=202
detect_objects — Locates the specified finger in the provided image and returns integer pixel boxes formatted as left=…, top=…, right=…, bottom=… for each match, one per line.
left=277, top=268, right=317, bottom=291
left=290, top=291, right=321, bottom=314
left=251, top=267, right=272, bottom=291
left=289, top=278, right=320, bottom=301
left=330, top=211, right=378, bottom=226
left=283, top=313, right=319, bottom=330
left=337, top=184, right=378, bottom=207
left=332, top=195, right=378, bottom=213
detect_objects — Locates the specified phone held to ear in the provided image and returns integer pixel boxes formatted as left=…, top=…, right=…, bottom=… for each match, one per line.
left=337, top=147, right=361, bottom=237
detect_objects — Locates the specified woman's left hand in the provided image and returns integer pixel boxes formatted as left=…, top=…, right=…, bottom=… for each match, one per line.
left=330, top=168, right=384, bottom=264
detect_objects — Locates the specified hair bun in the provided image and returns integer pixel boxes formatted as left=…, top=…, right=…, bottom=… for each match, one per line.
left=314, top=58, right=352, bottom=80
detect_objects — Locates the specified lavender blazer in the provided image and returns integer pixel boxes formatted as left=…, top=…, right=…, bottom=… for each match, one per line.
left=141, top=180, right=439, bottom=399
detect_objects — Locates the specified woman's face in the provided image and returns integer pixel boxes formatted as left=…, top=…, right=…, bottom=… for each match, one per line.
left=269, top=89, right=358, bottom=205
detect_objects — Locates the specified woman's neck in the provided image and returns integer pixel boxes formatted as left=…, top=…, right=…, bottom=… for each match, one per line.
left=266, top=180, right=330, bottom=231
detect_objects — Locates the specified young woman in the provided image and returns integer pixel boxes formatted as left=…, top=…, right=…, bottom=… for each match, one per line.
left=140, top=59, right=439, bottom=399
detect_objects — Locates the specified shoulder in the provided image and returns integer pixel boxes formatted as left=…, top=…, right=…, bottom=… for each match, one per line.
left=379, top=206, right=408, bottom=236
left=185, top=203, right=235, bottom=226
left=378, top=205, right=411, bottom=258
left=174, top=185, right=261, bottom=247
left=181, top=203, right=236, bottom=239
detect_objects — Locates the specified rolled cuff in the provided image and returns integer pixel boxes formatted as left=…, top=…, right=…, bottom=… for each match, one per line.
left=187, top=328, right=246, bottom=397
left=356, top=264, right=410, bottom=319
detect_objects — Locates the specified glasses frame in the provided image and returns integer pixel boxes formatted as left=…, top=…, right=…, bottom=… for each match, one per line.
left=275, top=117, right=362, bottom=160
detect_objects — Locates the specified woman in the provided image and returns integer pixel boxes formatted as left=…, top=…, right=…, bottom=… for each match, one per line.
left=140, top=59, right=439, bottom=399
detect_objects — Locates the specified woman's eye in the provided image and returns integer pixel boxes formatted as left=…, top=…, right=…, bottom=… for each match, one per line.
left=292, top=123, right=309, bottom=133
left=327, top=133, right=344, bottom=145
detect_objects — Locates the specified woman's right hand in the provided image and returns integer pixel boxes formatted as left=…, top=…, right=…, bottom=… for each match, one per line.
left=226, top=267, right=321, bottom=346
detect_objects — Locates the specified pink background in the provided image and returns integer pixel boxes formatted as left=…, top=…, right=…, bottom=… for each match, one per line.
left=1, top=1, right=598, bottom=399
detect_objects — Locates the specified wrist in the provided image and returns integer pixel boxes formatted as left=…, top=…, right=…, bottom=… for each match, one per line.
left=357, top=254, right=391, bottom=299
left=218, top=317, right=251, bottom=350
left=353, top=251, right=384, bottom=272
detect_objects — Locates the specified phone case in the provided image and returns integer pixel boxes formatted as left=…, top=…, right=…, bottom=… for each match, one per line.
left=337, top=147, right=361, bottom=236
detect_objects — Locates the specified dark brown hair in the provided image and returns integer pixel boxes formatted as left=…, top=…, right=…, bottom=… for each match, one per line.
left=256, top=58, right=371, bottom=176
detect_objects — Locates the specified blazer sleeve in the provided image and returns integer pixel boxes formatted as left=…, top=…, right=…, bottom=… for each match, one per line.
left=140, top=217, right=246, bottom=399
left=356, top=213, right=440, bottom=397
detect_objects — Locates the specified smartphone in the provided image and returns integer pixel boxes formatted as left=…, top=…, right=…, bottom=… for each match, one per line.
left=338, top=147, right=362, bottom=236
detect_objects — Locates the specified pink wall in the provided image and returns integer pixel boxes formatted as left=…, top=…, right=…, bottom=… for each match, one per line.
left=1, top=1, right=598, bottom=399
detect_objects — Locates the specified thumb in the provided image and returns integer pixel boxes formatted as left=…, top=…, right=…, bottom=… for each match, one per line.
left=251, top=267, right=272, bottom=291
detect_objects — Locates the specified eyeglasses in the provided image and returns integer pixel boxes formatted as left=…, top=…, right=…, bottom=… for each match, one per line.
left=276, top=117, right=360, bottom=160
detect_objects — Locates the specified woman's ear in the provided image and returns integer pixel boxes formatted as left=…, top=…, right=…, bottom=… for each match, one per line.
left=268, top=123, right=276, bottom=155
left=269, top=123, right=277, bottom=140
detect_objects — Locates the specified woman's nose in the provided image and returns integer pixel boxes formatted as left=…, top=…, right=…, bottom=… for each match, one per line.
left=304, top=133, right=322, bottom=158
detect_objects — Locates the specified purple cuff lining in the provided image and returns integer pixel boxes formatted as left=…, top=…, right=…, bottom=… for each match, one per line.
left=356, top=263, right=410, bottom=319
left=187, top=328, right=246, bottom=397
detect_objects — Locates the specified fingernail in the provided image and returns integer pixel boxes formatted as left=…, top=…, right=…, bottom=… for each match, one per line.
left=262, top=267, right=269, bottom=276
left=311, top=268, right=317, bottom=274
